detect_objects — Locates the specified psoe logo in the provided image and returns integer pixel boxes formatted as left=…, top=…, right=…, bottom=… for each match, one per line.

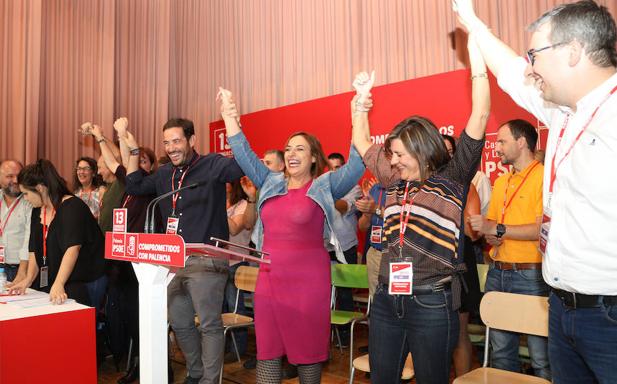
left=126, top=235, right=138, bottom=257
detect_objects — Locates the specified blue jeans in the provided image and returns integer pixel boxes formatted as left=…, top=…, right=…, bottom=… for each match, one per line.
left=223, top=261, right=249, bottom=355
left=549, top=292, right=617, bottom=384
left=485, top=266, right=550, bottom=380
left=86, top=274, right=109, bottom=328
left=369, top=284, right=458, bottom=384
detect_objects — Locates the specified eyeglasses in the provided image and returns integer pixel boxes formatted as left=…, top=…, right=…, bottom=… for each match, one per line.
left=526, top=42, right=566, bottom=66
left=75, top=166, right=92, bottom=172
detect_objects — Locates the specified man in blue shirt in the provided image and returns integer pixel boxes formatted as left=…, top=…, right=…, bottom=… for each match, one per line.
left=126, top=118, right=243, bottom=384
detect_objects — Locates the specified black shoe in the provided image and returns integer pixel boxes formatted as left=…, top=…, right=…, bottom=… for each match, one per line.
left=282, top=363, right=298, bottom=379
left=183, top=376, right=201, bottom=384
left=243, top=356, right=257, bottom=370
left=117, top=363, right=139, bottom=384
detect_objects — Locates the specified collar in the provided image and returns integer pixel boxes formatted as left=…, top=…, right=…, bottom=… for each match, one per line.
left=511, top=159, right=540, bottom=178
left=575, top=70, right=617, bottom=113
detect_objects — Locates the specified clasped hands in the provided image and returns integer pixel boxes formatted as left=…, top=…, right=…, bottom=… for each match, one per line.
left=469, top=215, right=503, bottom=247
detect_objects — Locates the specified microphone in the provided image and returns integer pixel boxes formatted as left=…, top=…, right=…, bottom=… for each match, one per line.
left=144, top=181, right=205, bottom=233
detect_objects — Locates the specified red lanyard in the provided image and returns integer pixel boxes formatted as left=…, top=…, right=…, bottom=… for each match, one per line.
left=122, top=195, right=132, bottom=208
left=549, top=85, right=617, bottom=196
left=399, top=182, right=419, bottom=248
left=0, top=196, right=22, bottom=237
left=42, top=206, right=55, bottom=264
left=170, top=155, right=200, bottom=214
left=500, top=161, right=540, bottom=222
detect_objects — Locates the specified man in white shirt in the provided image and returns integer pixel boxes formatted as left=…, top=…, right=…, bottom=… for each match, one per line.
left=453, top=1, right=617, bottom=382
left=0, top=160, right=32, bottom=282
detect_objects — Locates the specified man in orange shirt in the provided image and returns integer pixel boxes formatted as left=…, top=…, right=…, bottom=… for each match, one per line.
left=470, top=119, right=549, bottom=380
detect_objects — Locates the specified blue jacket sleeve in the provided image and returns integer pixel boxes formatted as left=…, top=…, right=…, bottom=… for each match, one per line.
left=329, top=144, right=366, bottom=200
left=226, top=131, right=271, bottom=189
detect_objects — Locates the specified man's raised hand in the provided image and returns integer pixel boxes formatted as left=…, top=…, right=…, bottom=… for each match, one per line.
left=113, top=117, right=129, bottom=140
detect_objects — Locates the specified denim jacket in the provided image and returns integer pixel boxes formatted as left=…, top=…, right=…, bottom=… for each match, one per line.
left=226, top=131, right=365, bottom=263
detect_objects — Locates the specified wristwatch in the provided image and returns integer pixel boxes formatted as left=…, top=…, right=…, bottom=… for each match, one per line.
left=496, top=224, right=506, bottom=238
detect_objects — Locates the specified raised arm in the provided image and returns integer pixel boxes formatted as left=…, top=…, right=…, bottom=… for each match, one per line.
left=84, top=123, right=122, bottom=174
left=113, top=117, right=131, bottom=168
left=218, top=87, right=270, bottom=188
left=351, top=71, right=375, bottom=157
left=452, top=0, right=519, bottom=79
left=463, top=34, right=490, bottom=140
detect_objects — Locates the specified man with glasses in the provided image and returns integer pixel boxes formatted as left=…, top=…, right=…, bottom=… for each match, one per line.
left=453, top=1, right=617, bottom=382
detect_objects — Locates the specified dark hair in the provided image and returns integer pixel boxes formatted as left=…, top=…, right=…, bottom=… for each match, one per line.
left=327, top=152, right=346, bottom=164
left=285, top=132, right=329, bottom=178
left=529, top=0, right=617, bottom=67
left=502, top=119, right=538, bottom=152
left=264, top=149, right=284, bottom=164
left=385, top=116, right=450, bottom=181
left=18, top=159, right=72, bottom=211
left=228, top=179, right=248, bottom=206
left=441, top=135, right=457, bottom=154
left=139, top=147, right=158, bottom=172
left=163, top=118, right=195, bottom=139
left=72, top=156, right=104, bottom=192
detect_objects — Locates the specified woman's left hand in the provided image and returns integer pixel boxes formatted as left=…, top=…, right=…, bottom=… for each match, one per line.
left=217, top=87, right=239, bottom=120
left=49, top=282, right=68, bottom=305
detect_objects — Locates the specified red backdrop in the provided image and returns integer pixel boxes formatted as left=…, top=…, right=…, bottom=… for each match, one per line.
left=210, top=69, right=546, bottom=184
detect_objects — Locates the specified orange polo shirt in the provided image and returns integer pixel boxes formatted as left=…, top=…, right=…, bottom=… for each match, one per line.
left=486, top=160, right=544, bottom=263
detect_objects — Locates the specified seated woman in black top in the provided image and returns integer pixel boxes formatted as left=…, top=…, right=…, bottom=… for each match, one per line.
left=7, top=159, right=105, bottom=305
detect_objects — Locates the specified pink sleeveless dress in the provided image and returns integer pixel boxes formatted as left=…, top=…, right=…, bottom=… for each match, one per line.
left=254, top=181, right=331, bottom=364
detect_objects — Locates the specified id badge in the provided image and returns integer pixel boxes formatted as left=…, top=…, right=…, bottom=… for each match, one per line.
left=0, top=245, right=5, bottom=264
left=539, top=213, right=551, bottom=255
left=166, top=216, right=179, bottom=234
left=40, top=266, right=49, bottom=288
left=388, top=261, right=413, bottom=295
left=370, top=225, right=383, bottom=244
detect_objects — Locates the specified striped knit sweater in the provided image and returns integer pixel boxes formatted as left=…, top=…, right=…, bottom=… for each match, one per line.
left=363, top=131, right=484, bottom=309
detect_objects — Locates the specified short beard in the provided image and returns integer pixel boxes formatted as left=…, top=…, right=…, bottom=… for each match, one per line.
left=2, top=186, right=21, bottom=198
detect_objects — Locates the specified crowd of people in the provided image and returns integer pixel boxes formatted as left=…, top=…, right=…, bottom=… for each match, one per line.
left=1, top=1, right=615, bottom=383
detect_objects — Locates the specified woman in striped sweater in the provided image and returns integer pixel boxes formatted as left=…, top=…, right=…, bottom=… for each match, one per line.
left=351, top=36, right=490, bottom=384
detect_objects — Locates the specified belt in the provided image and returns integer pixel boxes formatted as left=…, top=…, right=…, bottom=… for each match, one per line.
left=493, top=261, right=541, bottom=271
left=0, top=263, right=19, bottom=269
left=552, top=288, right=617, bottom=309
left=414, top=282, right=451, bottom=295
left=378, top=282, right=451, bottom=295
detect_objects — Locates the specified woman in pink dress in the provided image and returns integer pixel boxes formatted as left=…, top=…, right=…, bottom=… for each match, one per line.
left=218, top=88, right=365, bottom=383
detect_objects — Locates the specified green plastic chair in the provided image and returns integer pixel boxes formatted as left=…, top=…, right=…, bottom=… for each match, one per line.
left=330, top=264, right=369, bottom=353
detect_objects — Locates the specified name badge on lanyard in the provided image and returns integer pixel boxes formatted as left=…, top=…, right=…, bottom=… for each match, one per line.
left=40, top=266, right=49, bottom=288
left=166, top=216, right=180, bottom=234
left=370, top=225, right=382, bottom=244
left=40, top=206, right=52, bottom=288
left=389, top=261, right=413, bottom=295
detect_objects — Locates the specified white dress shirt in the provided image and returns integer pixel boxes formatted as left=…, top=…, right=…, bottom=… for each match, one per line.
left=0, top=192, right=32, bottom=265
left=498, top=57, right=617, bottom=295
